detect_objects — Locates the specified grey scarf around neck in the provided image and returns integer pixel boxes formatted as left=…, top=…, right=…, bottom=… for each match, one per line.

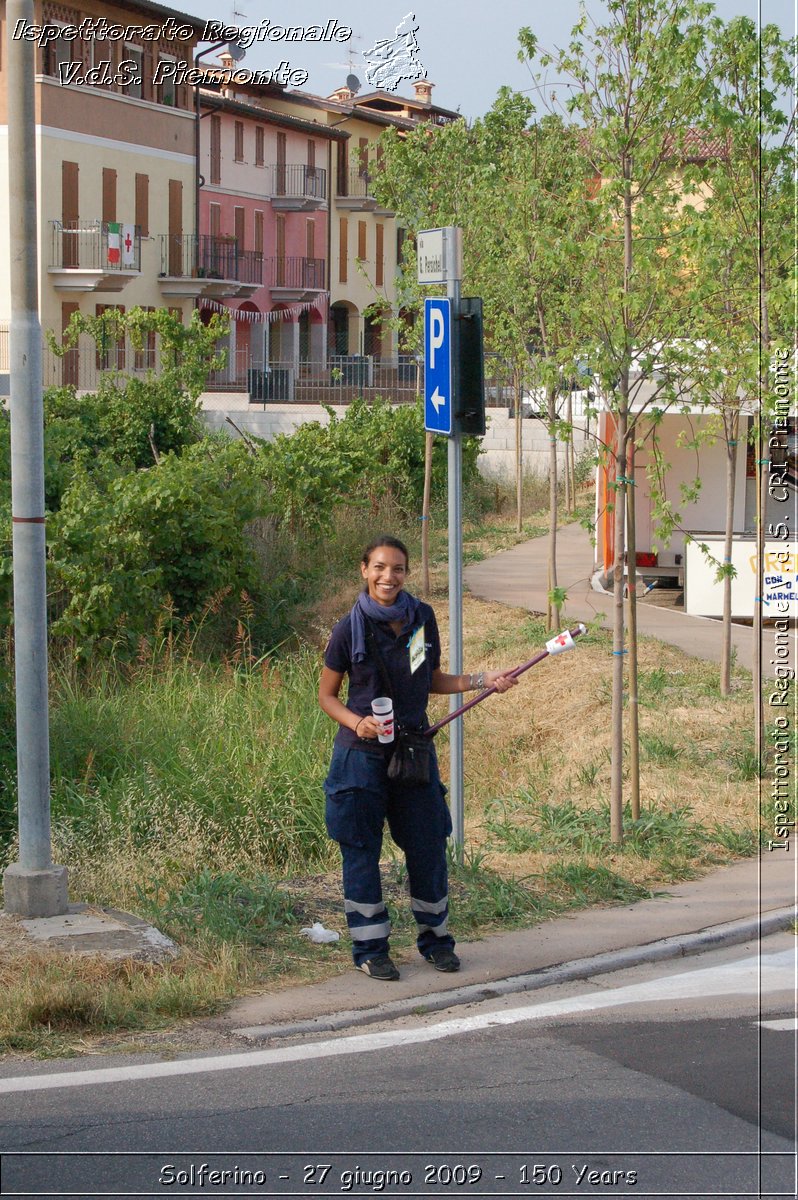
left=350, top=590, right=422, bottom=663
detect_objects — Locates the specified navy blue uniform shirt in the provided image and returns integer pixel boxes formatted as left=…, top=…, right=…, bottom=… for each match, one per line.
left=324, top=600, right=442, bottom=754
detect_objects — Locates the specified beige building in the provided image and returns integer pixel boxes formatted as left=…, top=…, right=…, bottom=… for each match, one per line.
left=0, top=0, right=204, bottom=386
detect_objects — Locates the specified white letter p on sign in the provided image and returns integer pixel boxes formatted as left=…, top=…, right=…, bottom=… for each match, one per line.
left=430, top=308, right=444, bottom=368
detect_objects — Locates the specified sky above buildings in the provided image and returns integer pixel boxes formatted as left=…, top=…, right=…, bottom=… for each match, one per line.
left=179, top=0, right=796, bottom=120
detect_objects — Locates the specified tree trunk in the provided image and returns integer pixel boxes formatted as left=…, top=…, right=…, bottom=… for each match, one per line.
left=719, top=411, right=739, bottom=696
left=515, top=368, right=523, bottom=534
left=421, top=431, right=433, bottom=598
left=610, top=164, right=635, bottom=845
left=564, top=391, right=573, bottom=516
left=625, top=432, right=640, bottom=822
left=547, top=386, right=560, bottom=631
left=754, top=240, right=771, bottom=765
left=610, top=399, right=628, bottom=844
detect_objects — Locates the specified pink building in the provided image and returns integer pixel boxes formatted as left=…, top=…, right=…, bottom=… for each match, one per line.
left=195, top=70, right=347, bottom=388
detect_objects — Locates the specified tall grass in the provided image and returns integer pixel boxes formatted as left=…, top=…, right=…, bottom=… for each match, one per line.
left=5, top=643, right=340, bottom=913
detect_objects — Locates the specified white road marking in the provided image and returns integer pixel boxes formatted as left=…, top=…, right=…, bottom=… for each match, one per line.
left=759, top=1018, right=798, bottom=1031
left=0, top=950, right=793, bottom=1097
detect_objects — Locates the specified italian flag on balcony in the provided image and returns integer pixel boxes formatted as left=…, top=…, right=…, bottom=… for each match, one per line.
left=107, top=222, right=121, bottom=265
left=122, top=224, right=136, bottom=266
left=107, top=223, right=136, bottom=267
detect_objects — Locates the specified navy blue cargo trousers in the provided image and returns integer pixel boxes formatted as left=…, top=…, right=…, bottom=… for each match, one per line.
left=324, top=743, right=455, bottom=966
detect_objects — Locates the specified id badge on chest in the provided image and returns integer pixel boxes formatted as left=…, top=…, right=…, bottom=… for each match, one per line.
left=408, top=624, right=426, bottom=674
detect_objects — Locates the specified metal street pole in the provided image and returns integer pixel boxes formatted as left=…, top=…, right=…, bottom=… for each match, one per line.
left=2, top=0, right=67, bottom=917
left=447, top=266, right=464, bottom=859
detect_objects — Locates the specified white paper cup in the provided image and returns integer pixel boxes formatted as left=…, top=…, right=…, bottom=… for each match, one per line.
left=371, top=696, right=395, bottom=744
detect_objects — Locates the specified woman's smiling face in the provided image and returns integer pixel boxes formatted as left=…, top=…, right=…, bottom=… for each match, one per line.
left=360, top=544, right=408, bottom=606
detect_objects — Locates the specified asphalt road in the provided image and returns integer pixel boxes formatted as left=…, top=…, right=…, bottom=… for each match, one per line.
left=0, top=934, right=794, bottom=1199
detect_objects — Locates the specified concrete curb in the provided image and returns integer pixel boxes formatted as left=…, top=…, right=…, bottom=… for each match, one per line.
left=233, top=906, right=796, bottom=1043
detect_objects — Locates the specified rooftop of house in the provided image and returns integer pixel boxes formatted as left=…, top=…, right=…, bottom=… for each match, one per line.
left=102, top=0, right=206, bottom=32
left=198, top=62, right=460, bottom=133
left=197, top=83, right=350, bottom=140
left=576, top=126, right=731, bottom=165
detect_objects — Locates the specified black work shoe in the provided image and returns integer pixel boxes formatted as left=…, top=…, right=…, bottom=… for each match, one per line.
left=425, top=946, right=461, bottom=972
left=357, top=953, right=400, bottom=981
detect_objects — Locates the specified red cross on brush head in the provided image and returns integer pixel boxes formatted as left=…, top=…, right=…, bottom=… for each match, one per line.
left=554, top=634, right=568, bottom=647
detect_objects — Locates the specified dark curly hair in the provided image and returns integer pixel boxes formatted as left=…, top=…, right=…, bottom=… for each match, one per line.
left=361, top=536, right=410, bottom=570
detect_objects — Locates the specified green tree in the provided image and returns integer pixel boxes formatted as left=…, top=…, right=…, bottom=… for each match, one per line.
left=375, top=94, right=593, bottom=626
left=696, top=16, right=796, bottom=742
left=520, top=0, right=714, bottom=836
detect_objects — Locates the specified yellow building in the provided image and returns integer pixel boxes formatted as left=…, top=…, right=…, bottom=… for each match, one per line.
left=0, top=0, right=204, bottom=386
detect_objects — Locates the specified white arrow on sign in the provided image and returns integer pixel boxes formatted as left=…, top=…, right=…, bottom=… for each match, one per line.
left=430, top=386, right=446, bottom=413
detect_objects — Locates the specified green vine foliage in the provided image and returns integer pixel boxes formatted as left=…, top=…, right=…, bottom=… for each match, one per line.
left=257, top=397, right=481, bottom=533
left=1, top=371, right=477, bottom=657
left=47, top=440, right=264, bottom=657
left=2, top=303, right=482, bottom=657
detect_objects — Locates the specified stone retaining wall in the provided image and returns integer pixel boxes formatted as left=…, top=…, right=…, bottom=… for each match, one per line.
left=201, top=398, right=590, bottom=479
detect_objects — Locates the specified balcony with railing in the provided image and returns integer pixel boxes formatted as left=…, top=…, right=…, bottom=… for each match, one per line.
left=335, top=168, right=394, bottom=216
left=269, top=164, right=327, bottom=210
left=158, top=235, right=263, bottom=299
left=48, top=220, right=141, bottom=292
left=266, top=256, right=326, bottom=301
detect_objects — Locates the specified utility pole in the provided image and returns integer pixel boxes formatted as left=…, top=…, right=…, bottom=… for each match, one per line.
left=419, top=227, right=466, bottom=857
left=447, top=268, right=464, bottom=855
left=2, top=0, right=67, bottom=916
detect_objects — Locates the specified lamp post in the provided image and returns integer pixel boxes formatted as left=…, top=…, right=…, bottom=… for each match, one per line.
left=2, top=0, right=67, bottom=917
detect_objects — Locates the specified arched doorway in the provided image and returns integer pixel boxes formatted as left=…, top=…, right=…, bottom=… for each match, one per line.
left=236, top=302, right=261, bottom=383
left=328, top=302, right=358, bottom=356
left=268, top=306, right=297, bottom=367
left=364, top=308, right=387, bottom=359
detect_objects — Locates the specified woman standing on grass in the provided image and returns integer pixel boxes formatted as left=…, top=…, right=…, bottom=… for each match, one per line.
left=318, top=535, right=517, bottom=982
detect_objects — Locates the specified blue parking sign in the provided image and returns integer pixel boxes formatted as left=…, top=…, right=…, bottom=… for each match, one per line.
left=424, top=298, right=452, bottom=435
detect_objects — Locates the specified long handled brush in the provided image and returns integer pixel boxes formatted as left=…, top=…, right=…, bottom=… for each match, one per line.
left=425, top=623, right=588, bottom=737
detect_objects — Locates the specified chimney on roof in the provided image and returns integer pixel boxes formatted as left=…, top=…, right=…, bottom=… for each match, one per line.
left=219, top=50, right=234, bottom=69
left=330, top=83, right=354, bottom=102
left=413, top=79, right=433, bottom=105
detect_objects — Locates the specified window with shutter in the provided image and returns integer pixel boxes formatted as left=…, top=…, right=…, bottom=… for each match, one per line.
left=376, top=223, right=384, bottom=287
left=102, top=168, right=117, bottom=225
left=339, top=218, right=348, bottom=283
left=135, top=174, right=149, bottom=238
left=62, top=161, right=79, bottom=268
left=210, top=116, right=221, bottom=185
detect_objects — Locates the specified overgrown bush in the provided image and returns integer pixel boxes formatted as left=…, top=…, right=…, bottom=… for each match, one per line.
left=48, top=440, right=265, bottom=656
left=1, top=316, right=485, bottom=658
left=258, top=397, right=482, bottom=531
left=43, top=376, right=203, bottom=508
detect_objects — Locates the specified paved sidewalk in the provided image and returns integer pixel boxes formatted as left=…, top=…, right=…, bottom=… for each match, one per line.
left=464, top=524, right=790, bottom=676
left=214, top=853, right=796, bottom=1042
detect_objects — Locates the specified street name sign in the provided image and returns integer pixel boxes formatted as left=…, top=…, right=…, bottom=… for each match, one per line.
left=417, top=226, right=463, bottom=285
left=424, top=297, right=452, bottom=435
